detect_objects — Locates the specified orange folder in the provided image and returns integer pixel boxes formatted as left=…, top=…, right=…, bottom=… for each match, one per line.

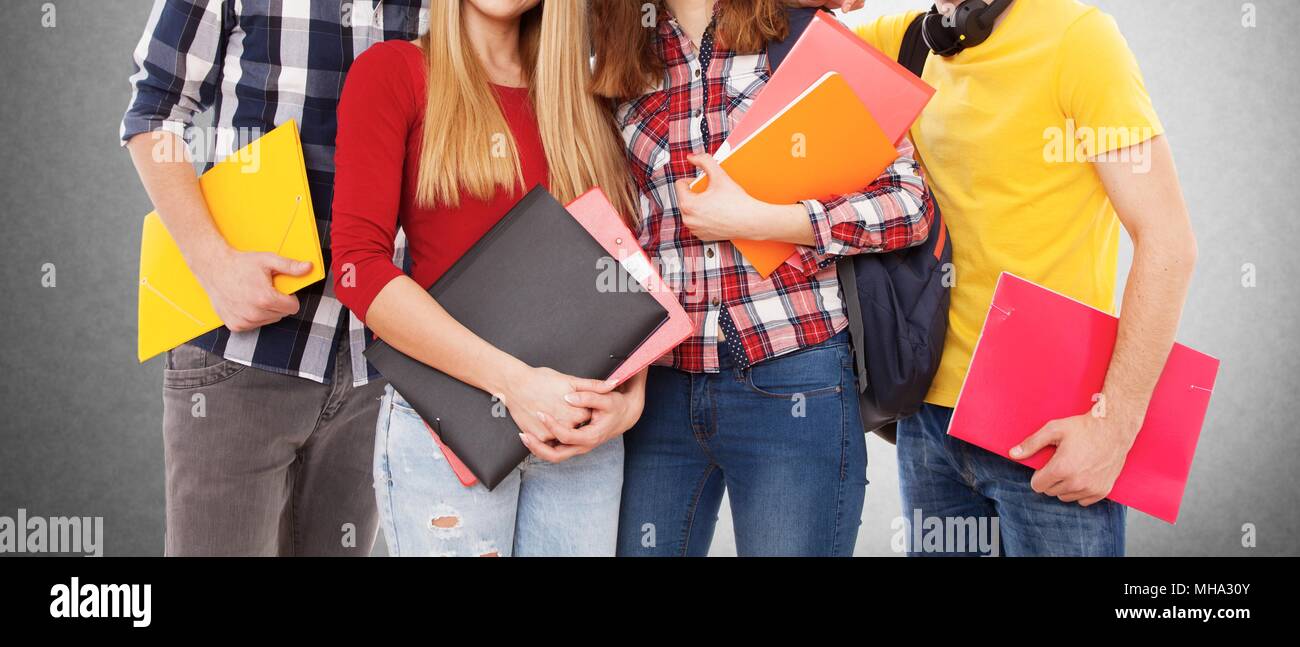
left=948, top=273, right=1220, bottom=524
left=691, top=72, right=897, bottom=277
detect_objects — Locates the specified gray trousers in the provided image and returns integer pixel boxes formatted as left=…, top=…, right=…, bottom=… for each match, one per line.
left=161, top=342, right=386, bottom=556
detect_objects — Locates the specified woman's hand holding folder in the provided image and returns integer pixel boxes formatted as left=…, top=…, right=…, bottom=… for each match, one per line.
left=365, top=275, right=611, bottom=446
left=498, top=363, right=613, bottom=450
left=674, top=154, right=817, bottom=247
left=520, top=369, right=649, bottom=464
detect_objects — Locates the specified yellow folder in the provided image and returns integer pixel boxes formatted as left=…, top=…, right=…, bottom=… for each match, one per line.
left=691, top=72, right=898, bottom=278
left=137, top=120, right=325, bottom=362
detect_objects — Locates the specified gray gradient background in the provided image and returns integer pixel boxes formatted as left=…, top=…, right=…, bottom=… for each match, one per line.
left=0, top=0, right=1295, bottom=557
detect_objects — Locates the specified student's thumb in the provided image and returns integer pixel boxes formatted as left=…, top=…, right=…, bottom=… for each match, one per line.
left=568, top=376, right=616, bottom=395
left=1010, top=422, right=1063, bottom=460
left=262, top=254, right=313, bottom=277
left=688, top=153, right=727, bottom=183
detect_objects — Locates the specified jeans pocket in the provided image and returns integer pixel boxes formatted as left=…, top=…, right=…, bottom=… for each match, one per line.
left=745, top=343, right=849, bottom=399
left=389, top=388, right=420, bottom=415
left=163, top=344, right=246, bottom=390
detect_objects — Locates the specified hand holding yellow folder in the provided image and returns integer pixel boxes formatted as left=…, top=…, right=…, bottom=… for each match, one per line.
left=137, top=121, right=325, bottom=362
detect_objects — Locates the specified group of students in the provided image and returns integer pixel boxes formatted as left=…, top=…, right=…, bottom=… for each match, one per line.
left=122, top=0, right=1196, bottom=557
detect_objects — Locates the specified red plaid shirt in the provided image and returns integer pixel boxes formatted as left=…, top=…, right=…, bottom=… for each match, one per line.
left=617, top=14, right=934, bottom=373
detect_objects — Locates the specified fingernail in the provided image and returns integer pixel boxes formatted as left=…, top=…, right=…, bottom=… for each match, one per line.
left=563, top=393, right=578, bottom=405
left=605, top=379, right=618, bottom=389
left=535, top=411, right=546, bottom=421
left=518, top=433, right=528, bottom=444
left=1010, top=446, right=1023, bottom=458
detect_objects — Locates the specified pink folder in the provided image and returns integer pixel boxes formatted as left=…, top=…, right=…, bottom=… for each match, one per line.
left=723, top=10, right=935, bottom=272
left=948, top=273, right=1220, bottom=524
left=431, top=189, right=693, bottom=486
left=566, top=188, right=693, bottom=385
left=730, top=10, right=935, bottom=146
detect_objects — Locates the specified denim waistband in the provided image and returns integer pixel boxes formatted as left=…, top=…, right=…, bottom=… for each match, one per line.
left=717, top=328, right=851, bottom=372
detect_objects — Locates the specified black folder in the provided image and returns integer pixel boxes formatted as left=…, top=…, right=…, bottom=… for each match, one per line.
left=364, top=186, right=668, bottom=490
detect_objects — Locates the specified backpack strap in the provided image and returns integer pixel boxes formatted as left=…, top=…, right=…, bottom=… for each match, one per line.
left=838, top=257, right=870, bottom=395
left=840, top=12, right=930, bottom=395
left=768, top=7, right=821, bottom=72
left=766, top=10, right=929, bottom=398
left=897, top=12, right=931, bottom=78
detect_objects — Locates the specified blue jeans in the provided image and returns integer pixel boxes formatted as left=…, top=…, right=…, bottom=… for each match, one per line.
left=374, top=386, right=624, bottom=557
left=617, top=330, right=867, bottom=557
left=897, top=403, right=1126, bottom=556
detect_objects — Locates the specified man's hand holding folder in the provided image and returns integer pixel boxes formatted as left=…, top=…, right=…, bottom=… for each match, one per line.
left=949, top=274, right=1219, bottom=523
left=135, top=121, right=326, bottom=362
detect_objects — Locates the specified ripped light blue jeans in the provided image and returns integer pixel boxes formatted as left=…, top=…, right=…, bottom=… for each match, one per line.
left=373, top=386, right=624, bottom=557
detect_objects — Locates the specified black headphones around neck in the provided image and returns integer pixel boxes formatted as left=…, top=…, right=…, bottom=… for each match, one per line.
left=921, top=0, right=1013, bottom=57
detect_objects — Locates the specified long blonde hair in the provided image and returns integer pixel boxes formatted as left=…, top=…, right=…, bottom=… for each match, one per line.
left=416, top=0, right=636, bottom=224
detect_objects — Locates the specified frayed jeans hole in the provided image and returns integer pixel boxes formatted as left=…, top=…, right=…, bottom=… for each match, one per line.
left=430, top=515, right=460, bottom=530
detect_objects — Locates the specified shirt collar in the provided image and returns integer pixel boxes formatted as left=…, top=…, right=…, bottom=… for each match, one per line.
left=657, top=3, right=723, bottom=60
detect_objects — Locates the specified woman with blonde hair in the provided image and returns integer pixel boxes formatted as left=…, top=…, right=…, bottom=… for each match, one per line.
left=330, top=0, right=644, bottom=557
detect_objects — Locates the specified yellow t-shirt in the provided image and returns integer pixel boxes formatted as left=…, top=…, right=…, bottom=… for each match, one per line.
left=856, top=0, right=1164, bottom=408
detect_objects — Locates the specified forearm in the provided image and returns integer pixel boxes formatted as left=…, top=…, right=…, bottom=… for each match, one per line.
left=1099, top=228, right=1197, bottom=440
left=800, top=147, right=933, bottom=259
left=1092, top=135, right=1198, bottom=442
left=677, top=141, right=929, bottom=258
left=126, top=132, right=231, bottom=272
left=745, top=203, right=817, bottom=246
left=365, top=276, right=528, bottom=397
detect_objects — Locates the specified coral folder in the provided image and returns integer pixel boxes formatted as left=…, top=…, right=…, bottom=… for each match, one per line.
left=948, top=273, right=1220, bottom=524
left=695, top=12, right=934, bottom=278
left=137, top=121, right=325, bottom=362
left=732, top=10, right=935, bottom=146
left=565, top=189, right=694, bottom=388
left=692, top=72, right=899, bottom=277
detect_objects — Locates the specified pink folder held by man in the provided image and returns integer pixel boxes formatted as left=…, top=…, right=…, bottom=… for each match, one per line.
left=948, top=273, right=1219, bottom=524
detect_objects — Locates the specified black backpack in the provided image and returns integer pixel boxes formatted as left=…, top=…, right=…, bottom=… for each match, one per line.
left=771, top=10, right=949, bottom=442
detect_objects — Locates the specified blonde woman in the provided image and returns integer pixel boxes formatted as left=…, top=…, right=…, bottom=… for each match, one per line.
left=330, top=0, right=646, bottom=557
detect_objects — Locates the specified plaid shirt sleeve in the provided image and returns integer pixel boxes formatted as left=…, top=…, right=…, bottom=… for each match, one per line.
left=792, top=136, right=934, bottom=275
left=120, top=0, right=231, bottom=145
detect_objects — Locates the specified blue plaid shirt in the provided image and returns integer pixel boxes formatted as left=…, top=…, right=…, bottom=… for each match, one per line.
left=121, top=0, right=427, bottom=385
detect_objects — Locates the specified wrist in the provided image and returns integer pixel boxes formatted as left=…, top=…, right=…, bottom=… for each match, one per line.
left=1097, top=391, right=1146, bottom=443
left=188, top=238, right=235, bottom=279
left=489, top=357, right=531, bottom=400
left=753, top=201, right=817, bottom=246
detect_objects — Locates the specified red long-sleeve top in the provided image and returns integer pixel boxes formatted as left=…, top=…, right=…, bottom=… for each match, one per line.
left=331, top=40, right=548, bottom=322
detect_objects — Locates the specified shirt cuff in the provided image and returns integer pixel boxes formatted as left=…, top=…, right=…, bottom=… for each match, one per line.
left=792, top=199, right=841, bottom=275
left=801, top=198, right=837, bottom=256
left=120, top=118, right=190, bottom=147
